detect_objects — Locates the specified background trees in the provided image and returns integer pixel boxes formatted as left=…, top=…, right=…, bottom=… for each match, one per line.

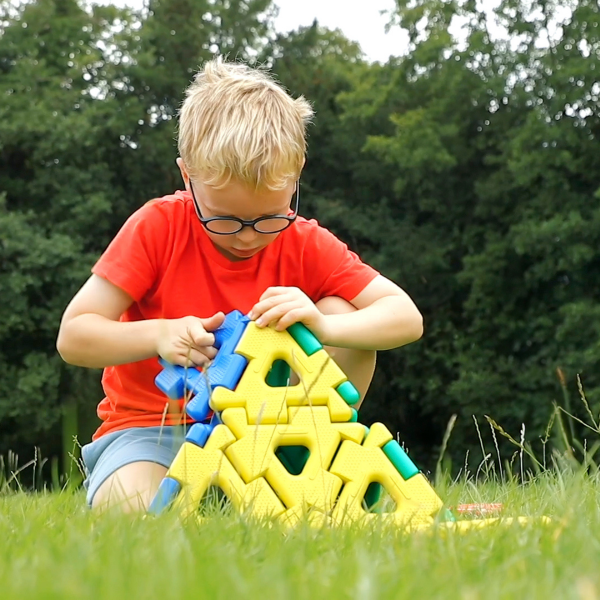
left=1, top=0, right=598, bottom=476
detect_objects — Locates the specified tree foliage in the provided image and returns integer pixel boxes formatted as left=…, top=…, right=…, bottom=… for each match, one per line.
left=0, top=0, right=598, bottom=473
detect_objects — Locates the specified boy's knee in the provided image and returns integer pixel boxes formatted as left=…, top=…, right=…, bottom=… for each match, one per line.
left=92, top=461, right=168, bottom=513
left=316, top=296, right=376, bottom=406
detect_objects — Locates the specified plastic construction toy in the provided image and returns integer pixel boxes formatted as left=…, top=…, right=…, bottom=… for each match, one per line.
left=149, top=311, right=539, bottom=531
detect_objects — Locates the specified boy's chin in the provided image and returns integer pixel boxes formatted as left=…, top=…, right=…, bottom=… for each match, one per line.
left=216, top=245, right=261, bottom=261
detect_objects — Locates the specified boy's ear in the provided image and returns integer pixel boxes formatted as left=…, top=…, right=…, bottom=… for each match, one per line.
left=176, top=157, right=190, bottom=189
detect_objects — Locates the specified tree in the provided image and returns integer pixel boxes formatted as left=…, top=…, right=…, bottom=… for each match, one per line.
left=0, top=0, right=139, bottom=463
left=335, top=0, right=600, bottom=466
left=0, top=0, right=276, bottom=474
left=2, top=0, right=598, bottom=479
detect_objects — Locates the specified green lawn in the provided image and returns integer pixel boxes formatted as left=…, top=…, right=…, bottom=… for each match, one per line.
left=0, top=469, right=598, bottom=600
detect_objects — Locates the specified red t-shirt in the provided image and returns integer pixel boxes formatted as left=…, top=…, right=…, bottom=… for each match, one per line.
left=91, top=190, right=379, bottom=439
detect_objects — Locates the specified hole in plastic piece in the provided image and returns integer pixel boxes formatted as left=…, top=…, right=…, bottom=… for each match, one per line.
left=363, top=482, right=381, bottom=510
left=198, top=485, right=233, bottom=515
left=275, top=445, right=310, bottom=475
left=362, top=482, right=397, bottom=513
left=265, top=359, right=296, bottom=387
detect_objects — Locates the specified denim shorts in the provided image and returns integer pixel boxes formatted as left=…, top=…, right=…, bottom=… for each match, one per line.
left=81, top=426, right=186, bottom=507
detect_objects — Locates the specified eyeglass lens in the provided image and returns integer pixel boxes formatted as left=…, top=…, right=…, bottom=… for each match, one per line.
left=205, top=217, right=292, bottom=235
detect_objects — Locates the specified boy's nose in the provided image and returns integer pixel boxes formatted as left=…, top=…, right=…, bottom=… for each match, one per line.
left=235, top=226, right=258, bottom=244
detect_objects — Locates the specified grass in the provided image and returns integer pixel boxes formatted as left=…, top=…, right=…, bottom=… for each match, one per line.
left=0, top=467, right=599, bottom=600
left=2, top=373, right=598, bottom=599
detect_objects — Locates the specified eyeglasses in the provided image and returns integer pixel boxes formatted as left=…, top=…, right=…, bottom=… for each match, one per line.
left=189, top=180, right=300, bottom=235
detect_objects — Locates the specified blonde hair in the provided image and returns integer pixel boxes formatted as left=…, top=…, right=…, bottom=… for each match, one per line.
left=178, top=58, right=313, bottom=190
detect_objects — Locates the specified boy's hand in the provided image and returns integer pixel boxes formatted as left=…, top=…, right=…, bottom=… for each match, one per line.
left=156, top=312, right=225, bottom=367
left=249, top=287, right=328, bottom=338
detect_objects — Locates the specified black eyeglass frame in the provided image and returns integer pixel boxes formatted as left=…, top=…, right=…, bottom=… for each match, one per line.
left=189, top=180, right=300, bottom=235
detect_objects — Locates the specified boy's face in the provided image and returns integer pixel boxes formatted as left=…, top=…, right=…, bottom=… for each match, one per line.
left=177, top=159, right=296, bottom=262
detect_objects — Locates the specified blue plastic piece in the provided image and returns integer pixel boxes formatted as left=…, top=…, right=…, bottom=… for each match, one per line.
left=185, top=422, right=216, bottom=448
left=382, top=440, right=420, bottom=480
left=214, top=310, right=246, bottom=348
left=186, top=315, right=250, bottom=421
left=186, top=394, right=212, bottom=423
left=154, top=362, right=185, bottom=399
left=148, top=477, right=181, bottom=514
left=210, top=411, right=222, bottom=426
left=154, top=311, right=251, bottom=422
left=155, top=360, right=205, bottom=399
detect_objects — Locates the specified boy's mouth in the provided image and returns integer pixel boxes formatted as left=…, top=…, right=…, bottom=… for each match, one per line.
left=230, top=247, right=260, bottom=258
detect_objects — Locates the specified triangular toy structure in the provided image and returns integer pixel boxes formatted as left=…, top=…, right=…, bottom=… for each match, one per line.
left=149, top=310, right=448, bottom=529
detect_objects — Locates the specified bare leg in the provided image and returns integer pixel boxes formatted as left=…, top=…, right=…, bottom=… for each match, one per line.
left=92, top=461, right=168, bottom=513
left=315, top=296, right=376, bottom=409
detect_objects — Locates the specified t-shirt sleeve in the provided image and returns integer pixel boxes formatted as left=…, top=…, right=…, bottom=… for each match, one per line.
left=300, top=222, right=379, bottom=302
left=92, top=201, right=169, bottom=302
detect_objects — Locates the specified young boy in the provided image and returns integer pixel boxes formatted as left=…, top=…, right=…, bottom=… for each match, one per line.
left=56, top=58, right=423, bottom=513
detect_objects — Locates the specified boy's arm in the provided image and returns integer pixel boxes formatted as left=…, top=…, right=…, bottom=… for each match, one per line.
left=319, top=275, right=423, bottom=350
left=57, top=275, right=222, bottom=368
left=57, top=274, right=160, bottom=368
left=249, top=275, right=423, bottom=351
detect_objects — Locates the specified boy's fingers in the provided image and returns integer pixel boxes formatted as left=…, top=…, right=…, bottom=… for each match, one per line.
left=251, top=294, right=294, bottom=319
left=255, top=302, right=299, bottom=328
left=203, top=346, right=218, bottom=359
left=188, top=324, right=215, bottom=347
left=189, top=348, right=213, bottom=366
left=201, top=312, right=225, bottom=331
left=179, top=348, right=213, bottom=367
left=259, top=287, right=288, bottom=300
left=274, top=308, right=307, bottom=331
